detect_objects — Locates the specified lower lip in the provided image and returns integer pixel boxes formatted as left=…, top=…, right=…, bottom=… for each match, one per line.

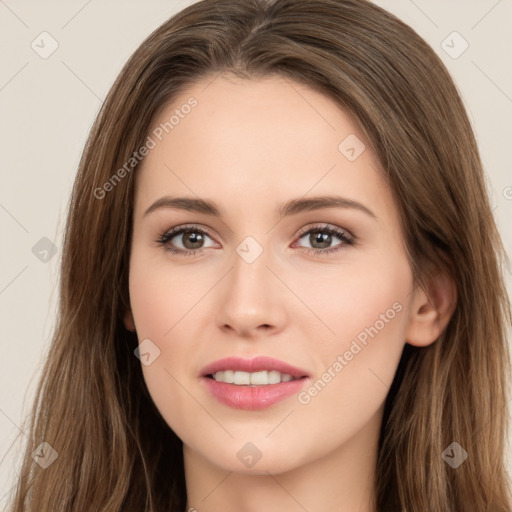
left=201, top=376, right=309, bottom=410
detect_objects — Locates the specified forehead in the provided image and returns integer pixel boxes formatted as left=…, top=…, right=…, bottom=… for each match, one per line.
left=158, top=73, right=365, bottom=155
left=134, top=74, right=397, bottom=228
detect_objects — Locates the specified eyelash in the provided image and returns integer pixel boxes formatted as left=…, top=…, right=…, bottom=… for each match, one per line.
left=156, top=223, right=356, bottom=257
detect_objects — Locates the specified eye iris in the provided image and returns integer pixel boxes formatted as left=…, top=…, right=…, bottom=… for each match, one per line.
left=311, top=231, right=331, bottom=249
left=182, top=230, right=204, bottom=249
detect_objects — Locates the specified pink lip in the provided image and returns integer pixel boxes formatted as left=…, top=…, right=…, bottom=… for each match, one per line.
left=200, top=356, right=310, bottom=410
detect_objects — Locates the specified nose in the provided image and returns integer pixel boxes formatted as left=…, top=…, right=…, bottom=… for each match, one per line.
left=215, top=245, right=288, bottom=339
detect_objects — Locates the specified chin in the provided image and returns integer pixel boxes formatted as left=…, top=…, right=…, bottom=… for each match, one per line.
left=197, top=439, right=306, bottom=476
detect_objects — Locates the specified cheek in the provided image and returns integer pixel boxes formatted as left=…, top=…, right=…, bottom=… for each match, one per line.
left=294, top=249, right=411, bottom=346
left=298, top=259, right=410, bottom=412
left=128, top=249, right=210, bottom=338
left=127, top=251, right=214, bottom=435
left=295, top=252, right=412, bottom=406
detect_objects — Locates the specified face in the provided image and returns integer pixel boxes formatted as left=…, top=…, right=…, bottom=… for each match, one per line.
left=126, top=74, right=419, bottom=475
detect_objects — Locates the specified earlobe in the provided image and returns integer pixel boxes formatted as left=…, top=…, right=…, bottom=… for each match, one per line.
left=123, top=309, right=136, bottom=332
left=406, top=270, right=457, bottom=347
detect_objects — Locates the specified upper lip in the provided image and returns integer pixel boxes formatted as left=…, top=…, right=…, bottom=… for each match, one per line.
left=200, top=356, right=310, bottom=379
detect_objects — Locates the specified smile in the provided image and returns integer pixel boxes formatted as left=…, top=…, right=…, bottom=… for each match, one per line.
left=209, top=370, right=299, bottom=386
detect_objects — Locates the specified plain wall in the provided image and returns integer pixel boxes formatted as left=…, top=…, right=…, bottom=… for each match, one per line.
left=1, top=0, right=511, bottom=507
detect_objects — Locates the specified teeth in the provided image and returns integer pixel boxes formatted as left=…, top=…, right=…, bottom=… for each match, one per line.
left=234, top=371, right=250, bottom=385
left=268, top=370, right=281, bottom=384
left=211, top=370, right=298, bottom=386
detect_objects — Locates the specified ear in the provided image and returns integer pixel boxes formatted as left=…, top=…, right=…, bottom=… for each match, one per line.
left=406, top=269, right=457, bottom=347
left=124, top=308, right=136, bottom=332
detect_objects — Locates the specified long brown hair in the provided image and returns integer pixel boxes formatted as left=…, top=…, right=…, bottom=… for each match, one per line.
left=6, top=0, right=511, bottom=510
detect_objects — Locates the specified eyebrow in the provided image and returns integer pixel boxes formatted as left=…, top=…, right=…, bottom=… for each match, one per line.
left=143, top=195, right=377, bottom=220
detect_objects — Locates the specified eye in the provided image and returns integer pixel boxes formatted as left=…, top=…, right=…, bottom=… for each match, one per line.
left=293, top=224, right=355, bottom=256
left=157, top=224, right=216, bottom=256
left=156, top=223, right=356, bottom=257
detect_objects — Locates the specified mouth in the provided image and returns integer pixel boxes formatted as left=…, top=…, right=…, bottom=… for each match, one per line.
left=199, top=356, right=310, bottom=409
left=200, top=355, right=310, bottom=382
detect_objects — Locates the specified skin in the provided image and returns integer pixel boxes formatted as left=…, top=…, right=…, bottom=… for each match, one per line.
left=124, top=74, right=456, bottom=512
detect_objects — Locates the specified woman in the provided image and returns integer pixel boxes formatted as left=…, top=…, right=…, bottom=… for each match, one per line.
left=7, top=0, right=511, bottom=510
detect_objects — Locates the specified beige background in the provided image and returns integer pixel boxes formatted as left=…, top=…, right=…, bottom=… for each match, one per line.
left=1, top=0, right=511, bottom=506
